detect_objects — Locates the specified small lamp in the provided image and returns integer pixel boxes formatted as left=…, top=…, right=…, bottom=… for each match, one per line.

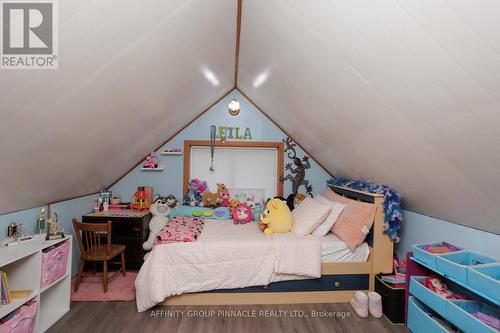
left=228, top=99, right=240, bottom=116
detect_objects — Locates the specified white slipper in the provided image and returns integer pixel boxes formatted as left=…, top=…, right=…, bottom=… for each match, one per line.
left=351, top=291, right=369, bottom=318
left=368, top=291, right=383, bottom=318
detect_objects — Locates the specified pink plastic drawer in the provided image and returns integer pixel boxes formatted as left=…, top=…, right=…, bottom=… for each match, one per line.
left=0, top=300, right=38, bottom=333
left=41, top=240, right=70, bottom=289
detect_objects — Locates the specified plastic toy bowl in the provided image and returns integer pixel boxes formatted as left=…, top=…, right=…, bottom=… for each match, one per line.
left=203, top=211, right=214, bottom=217
left=192, top=211, right=203, bottom=217
left=214, top=211, right=226, bottom=217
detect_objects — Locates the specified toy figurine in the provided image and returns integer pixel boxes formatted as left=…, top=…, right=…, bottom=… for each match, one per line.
left=143, top=151, right=162, bottom=169
left=46, top=213, right=64, bottom=240
left=36, top=208, right=46, bottom=235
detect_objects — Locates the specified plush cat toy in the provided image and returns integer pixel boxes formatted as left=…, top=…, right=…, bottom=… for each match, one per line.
left=259, top=198, right=293, bottom=236
left=143, top=195, right=173, bottom=251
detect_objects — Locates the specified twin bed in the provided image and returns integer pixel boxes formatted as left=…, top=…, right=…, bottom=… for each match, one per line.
left=135, top=185, right=393, bottom=312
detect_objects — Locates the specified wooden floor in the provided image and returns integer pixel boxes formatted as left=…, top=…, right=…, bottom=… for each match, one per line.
left=48, top=301, right=409, bottom=333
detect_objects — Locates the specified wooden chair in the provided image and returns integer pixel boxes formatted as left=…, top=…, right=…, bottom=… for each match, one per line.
left=72, top=218, right=126, bottom=293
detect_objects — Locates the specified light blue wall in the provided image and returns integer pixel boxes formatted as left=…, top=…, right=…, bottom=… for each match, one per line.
left=111, top=89, right=332, bottom=201
left=0, top=196, right=97, bottom=276
left=51, top=194, right=99, bottom=275
left=396, top=210, right=500, bottom=260
left=2, top=88, right=498, bottom=275
left=0, top=206, right=47, bottom=239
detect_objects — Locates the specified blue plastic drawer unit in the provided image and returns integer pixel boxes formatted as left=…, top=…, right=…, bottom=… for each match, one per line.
left=446, top=300, right=499, bottom=333
left=412, top=242, right=462, bottom=270
left=436, top=251, right=496, bottom=285
left=468, top=263, right=500, bottom=305
left=408, top=296, right=457, bottom=333
left=409, top=276, right=448, bottom=317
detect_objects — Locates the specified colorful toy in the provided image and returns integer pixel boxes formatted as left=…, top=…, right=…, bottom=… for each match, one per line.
left=131, top=186, right=150, bottom=211
left=143, top=195, right=172, bottom=251
left=420, top=276, right=468, bottom=300
left=232, top=204, right=253, bottom=224
left=221, top=190, right=231, bottom=207
left=202, top=183, right=227, bottom=208
left=259, top=198, right=293, bottom=236
left=228, top=199, right=240, bottom=213
left=143, top=151, right=163, bottom=169
left=183, top=179, right=208, bottom=207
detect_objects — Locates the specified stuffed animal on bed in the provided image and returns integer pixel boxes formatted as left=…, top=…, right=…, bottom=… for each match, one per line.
left=259, top=198, right=293, bottom=236
left=232, top=204, right=253, bottom=224
left=202, top=183, right=227, bottom=208
left=221, top=189, right=230, bottom=207
left=228, top=198, right=240, bottom=213
left=143, top=195, right=172, bottom=251
left=183, top=179, right=207, bottom=207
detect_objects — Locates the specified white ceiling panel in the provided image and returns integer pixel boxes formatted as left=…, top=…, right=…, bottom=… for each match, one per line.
left=0, top=0, right=236, bottom=213
left=238, top=0, right=500, bottom=234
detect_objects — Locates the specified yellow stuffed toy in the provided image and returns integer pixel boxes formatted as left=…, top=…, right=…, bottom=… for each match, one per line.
left=259, top=198, right=293, bottom=236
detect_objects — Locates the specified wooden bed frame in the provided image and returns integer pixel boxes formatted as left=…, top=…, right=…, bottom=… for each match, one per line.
left=161, top=185, right=393, bottom=305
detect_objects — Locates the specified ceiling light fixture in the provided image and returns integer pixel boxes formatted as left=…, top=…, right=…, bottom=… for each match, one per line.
left=228, top=99, right=240, bottom=116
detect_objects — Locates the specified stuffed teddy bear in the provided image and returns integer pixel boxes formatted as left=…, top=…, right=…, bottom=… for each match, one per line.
left=143, top=195, right=173, bottom=251
left=259, top=198, right=293, bottom=236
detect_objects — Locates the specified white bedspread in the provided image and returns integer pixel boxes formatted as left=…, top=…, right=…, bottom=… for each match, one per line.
left=135, top=220, right=321, bottom=312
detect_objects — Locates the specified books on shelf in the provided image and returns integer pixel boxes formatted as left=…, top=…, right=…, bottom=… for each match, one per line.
left=1, top=271, right=11, bottom=305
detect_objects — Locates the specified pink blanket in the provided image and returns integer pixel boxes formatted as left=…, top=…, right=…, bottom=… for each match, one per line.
left=155, top=216, right=204, bottom=244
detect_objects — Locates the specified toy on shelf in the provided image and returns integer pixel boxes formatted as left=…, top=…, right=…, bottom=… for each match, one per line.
left=142, top=151, right=164, bottom=171
left=420, top=276, right=468, bottom=300
left=131, top=186, right=150, bottom=211
left=202, top=183, right=227, bottom=208
left=259, top=198, right=293, bottom=236
left=183, top=179, right=208, bottom=207
left=36, top=208, right=46, bottom=235
left=46, top=213, right=64, bottom=240
left=232, top=204, right=253, bottom=224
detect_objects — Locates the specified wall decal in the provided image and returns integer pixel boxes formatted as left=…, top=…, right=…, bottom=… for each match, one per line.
left=215, top=125, right=252, bottom=140
left=280, top=137, right=313, bottom=196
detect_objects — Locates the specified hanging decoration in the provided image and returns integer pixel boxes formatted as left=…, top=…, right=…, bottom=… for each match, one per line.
left=327, top=178, right=403, bottom=242
left=280, top=137, right=313, bottom=198
left=209, top=125, right=216, bottom=172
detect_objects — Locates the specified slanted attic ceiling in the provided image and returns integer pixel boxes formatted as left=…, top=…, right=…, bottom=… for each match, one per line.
left=1, top=0, right=499, bottom=234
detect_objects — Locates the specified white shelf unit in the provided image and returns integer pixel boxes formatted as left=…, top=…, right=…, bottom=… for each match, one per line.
left=0, top=236, right=72, bottom=332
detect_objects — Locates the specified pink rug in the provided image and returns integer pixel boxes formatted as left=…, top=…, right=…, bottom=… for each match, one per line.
left=71, top=272, right=137, bottom=302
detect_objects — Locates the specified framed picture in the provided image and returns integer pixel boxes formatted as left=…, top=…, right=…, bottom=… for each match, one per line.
left=229, top=188, right=266, bottom=204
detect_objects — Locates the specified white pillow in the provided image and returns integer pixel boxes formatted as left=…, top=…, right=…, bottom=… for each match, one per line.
left=311, top=195, right=346, bottom=237
left=292, top=197, right=331, bottom=236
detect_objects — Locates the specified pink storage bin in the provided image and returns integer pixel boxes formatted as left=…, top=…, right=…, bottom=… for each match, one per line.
left=41, top=240, right=70, bottom=289
left=0, top=300, right=38, bottom=333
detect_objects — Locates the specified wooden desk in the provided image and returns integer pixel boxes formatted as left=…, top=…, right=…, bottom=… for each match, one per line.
left=82, top=210, right=151, bottom=270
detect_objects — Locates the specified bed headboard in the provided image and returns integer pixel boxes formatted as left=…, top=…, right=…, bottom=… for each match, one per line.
left=330, top=185, right=394, bottom=274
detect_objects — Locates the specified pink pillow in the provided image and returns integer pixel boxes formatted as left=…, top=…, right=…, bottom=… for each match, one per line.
left=323, top=187, right=376, bottom=250
left=292, top=197, right=331, bottom=236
